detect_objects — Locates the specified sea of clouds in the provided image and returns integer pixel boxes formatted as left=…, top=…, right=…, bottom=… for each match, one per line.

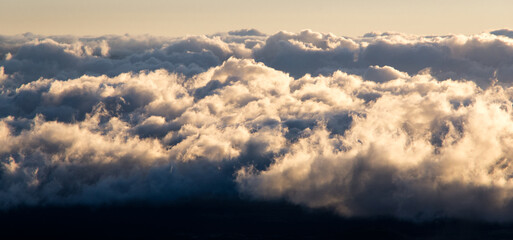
left=2, top=29, right=513, bottom=221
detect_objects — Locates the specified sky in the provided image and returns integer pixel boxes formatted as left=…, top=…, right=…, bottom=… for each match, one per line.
left=1, top=0, right=512, bottom=37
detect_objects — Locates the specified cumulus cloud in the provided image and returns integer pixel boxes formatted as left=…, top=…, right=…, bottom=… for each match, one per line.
left=491, top=29, right=513, bottom=38
left=0, top=33, right=259, bottom=88
left=228, top=29, right=266, bottom=37
left=2, top=29, right=513, bottom=221
left=253, top=30, right=513, bottom=87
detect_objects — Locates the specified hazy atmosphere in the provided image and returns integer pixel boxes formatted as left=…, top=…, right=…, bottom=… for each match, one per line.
left=1, top=1, right=513, bottom=239
left=1, top=0, right=512, bottom=36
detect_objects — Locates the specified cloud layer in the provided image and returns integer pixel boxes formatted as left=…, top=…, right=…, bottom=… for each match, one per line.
left=2, top=29, right=513, bottom=220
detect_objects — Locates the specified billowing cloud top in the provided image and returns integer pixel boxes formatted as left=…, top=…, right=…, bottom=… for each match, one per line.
left=2, top=29, right=513, bottom=221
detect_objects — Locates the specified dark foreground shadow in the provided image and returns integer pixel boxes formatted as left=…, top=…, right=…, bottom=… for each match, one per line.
left=1, top=198, right=513, bottom=240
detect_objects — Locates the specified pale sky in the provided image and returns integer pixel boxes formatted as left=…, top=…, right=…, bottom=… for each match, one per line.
left=0, top=0, right=512, bottom=37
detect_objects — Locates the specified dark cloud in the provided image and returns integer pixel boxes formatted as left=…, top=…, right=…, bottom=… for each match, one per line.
left=491, top=29, right=513, bottom=38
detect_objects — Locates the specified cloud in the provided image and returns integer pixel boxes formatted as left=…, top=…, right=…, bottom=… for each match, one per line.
left=253, top=30, right=513, bottom=87
left=228, top=29, right=266, bottom=37
left=237, top=76, right=513, bottom=220
left=0, top=33, right=259, bottom=88
left=363, top=65, right=409, bottom=82
left=491, top=29, right=513, bottom=38
left=2, top=29, right=513, bottom=221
